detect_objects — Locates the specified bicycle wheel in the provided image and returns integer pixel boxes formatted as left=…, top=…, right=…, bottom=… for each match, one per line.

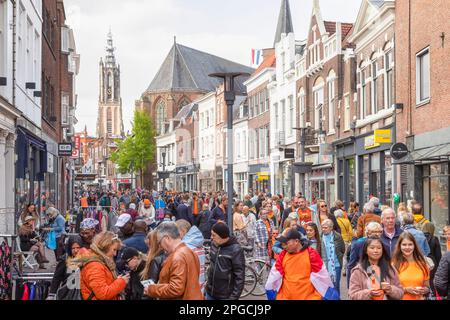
left=240, top=265, right=257, bottom=298
left=251, top=260, right=271, bottom=296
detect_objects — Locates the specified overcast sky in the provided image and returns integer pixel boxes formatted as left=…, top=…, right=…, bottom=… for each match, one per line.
left=65, top=0, right=362, bottom=135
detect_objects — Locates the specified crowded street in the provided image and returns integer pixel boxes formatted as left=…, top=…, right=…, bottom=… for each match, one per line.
left=1, top=0, right=450, bottom=304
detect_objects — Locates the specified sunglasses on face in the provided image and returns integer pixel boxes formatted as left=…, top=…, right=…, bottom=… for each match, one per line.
left=321, top=205, right=327, bottom=208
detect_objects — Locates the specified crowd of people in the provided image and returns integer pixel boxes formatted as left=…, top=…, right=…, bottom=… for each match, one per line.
left=15, top=187, right=450, bottom=301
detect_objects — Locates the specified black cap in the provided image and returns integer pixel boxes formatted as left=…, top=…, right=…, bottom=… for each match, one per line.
left=277, top=228, right=302, bottom=244
left=120, top=247, right=140, bottom=263
left=212, top=222, right=230, bottom=239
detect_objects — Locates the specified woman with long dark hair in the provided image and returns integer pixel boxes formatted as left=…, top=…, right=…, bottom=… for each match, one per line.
left=392, top=232, right=430, bottom=300
left=306, top=222, right=321, bottom=256
left=349, top=238, right=403, bottom=300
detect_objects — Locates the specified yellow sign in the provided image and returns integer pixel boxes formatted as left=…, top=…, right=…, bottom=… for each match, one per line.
left=256, top=172, right=269, bottom=181
left=364, top=135, right=380, bottom=150
left=374, top=129, right=392, bottom=144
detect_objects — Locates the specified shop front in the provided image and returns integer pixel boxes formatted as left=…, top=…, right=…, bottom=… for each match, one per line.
left=396, top=127, right=450, bottom=249
left=15, top=126, right=47, bottom=220
left=233, top=163, right=249, bottom=200
left=355, top=127, right=393, bottom=206
left=199, top=170, right=215, bottom=193
left=335, top=137, right=357, bottom=207
left=273, top=160, right=294, bottom=199
left=41, top=134, right=60, bottom=214
left=305, top=153, right=335, bottom=205
left=248, top=165, right=270, bottom=194
left=175, top=165, right=198, bottom=192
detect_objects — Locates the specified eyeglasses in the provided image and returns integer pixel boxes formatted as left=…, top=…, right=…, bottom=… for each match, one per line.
left=157, top=235, right=168, bottom=246
left=320, top=205, right=327, bottom=208
left=111, top=235, right=119, bottom=241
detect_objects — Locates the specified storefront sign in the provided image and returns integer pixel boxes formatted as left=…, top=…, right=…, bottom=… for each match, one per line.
left=74, top=174, right=97, bottom=181
left=176, top=167, right=187, bottom=174
left=284, top=148, right=295, bottom=159
left=71, top=149, right=80, bottom=158
left=74, top=135, right=81, bottom=150
left=256, top=172, right=269, bottom=181
left=58, top=143, right=73, bottom=156
left=364, top=135, right=381, bottom=150
left=390, top=143, right=409, bottom=160
left=374, top=129, right=392, bottom=144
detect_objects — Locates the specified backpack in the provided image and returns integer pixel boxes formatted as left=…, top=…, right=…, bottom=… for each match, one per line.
left=56, top=266, right=95, bottom=300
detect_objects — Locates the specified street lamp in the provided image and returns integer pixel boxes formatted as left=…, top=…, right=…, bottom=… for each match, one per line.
left=158, top=146, right=168, bottom=191
left=293, top=122, right=312, bottom=197
left=209, top=72, right=250, bottom=235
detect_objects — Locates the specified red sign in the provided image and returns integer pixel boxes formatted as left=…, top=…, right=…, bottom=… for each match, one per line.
left=74, top=135, right=81, bottom=150
left=119, top=179, right=131, bottom=183
left=72, top=149, right=80, bottom=158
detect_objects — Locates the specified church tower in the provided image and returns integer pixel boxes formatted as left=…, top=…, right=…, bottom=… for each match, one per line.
left=97, top=30, right=124, bottom=139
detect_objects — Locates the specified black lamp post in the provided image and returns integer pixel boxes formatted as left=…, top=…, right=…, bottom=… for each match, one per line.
left=208, top=72, right=250, bottom=234
left=158, top=146, right=168, bottom=191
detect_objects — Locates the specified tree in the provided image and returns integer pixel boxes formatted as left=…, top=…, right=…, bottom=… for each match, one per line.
left=110, top=111, right=156, bottom=188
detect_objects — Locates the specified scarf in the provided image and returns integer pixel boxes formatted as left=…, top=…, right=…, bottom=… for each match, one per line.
left=323, top=233, right=337, bottom=283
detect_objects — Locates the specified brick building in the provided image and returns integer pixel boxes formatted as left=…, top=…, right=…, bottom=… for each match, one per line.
left=336, top=0, right=395, bottom=206
left=294, top=0, right=353, bottom=204
left=137, top=39, right=252, bottom=190
left=244, top=50, right=275, bottom=194
left=395, top=0, right=450, bottom=242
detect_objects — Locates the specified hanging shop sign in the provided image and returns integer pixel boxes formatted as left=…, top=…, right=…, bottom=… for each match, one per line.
left=284, top=148, right=295, bottom=159
left=58, top=143, right=73, bottom=156
left=374, top=129, right=392, bottom=144
left=390, top=143, right=409, bottom=160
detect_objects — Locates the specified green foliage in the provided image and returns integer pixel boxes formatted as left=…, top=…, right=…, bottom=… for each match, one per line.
left=110, top=111, right=156, bottom=179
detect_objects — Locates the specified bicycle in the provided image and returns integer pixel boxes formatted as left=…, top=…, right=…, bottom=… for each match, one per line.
left=242, top=246, right=272, bottom=296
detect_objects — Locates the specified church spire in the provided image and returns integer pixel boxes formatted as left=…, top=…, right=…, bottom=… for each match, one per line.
left=105, top=29, right=116, bottom=67
left=273, top=0, right=294, bottom=47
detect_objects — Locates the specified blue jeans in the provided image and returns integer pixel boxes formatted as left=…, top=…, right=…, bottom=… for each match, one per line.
left=333, top=267, right=342, bottom=296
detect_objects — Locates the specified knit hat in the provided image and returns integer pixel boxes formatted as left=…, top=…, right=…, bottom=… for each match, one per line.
left=212, top=222, right=230, bottom=239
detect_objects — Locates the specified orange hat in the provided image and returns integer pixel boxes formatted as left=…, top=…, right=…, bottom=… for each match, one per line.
left=144, top=199, right=151, bottom=206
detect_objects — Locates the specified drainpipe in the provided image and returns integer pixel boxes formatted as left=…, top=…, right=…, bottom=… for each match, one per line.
left=12, top=0, right=18, bottom=237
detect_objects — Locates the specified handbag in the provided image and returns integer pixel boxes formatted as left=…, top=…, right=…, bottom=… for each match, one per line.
left=45, top=230, right=57, bottom=250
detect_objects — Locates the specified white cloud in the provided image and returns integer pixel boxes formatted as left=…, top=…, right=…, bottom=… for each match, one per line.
left=65, top=0, right=362, bottom=135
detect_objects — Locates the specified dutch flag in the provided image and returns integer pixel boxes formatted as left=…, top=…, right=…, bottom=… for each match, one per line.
left=252, top=49, right=263, bottom=68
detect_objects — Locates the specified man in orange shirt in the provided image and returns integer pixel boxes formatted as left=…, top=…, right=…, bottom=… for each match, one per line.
left=296, top=197, right=313, bottom=226
left=265, top=228, right=338, bottom=300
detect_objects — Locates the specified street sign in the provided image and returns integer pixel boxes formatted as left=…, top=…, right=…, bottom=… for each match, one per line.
left=58, top=143, right=73, bottom=156
left=374, top=129, right=392, bottom=144
left=391, top=143, right=409, bottom=160
left=284, top=148, right=295, bottom=159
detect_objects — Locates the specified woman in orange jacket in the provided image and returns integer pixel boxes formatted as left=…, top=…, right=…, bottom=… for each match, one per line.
left=76, top=231, right=130, bottom=300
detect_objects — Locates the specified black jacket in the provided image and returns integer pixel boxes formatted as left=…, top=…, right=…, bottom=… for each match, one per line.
left=175, top=203, right=193, bottom=224
left=434, top=251, right=450, bottom=299
left=125, top=261, right=146, bottom=300
left=206, top=237, right=245, bottom=300
left=49, top=256, right=69, bottom=294
left=425, top=233, right=442, bottom=268
left=148, top=252, right=168, bottom=283
left=198, top=210, right=212, bottom=240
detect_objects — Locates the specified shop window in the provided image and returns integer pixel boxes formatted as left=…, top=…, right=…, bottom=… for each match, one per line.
left=348, top=158, right=356, bottom=203
left=423, top=163, right=449, bottom=248
left=362, top=155, right=370, bottom=203
left=384, top=153, right=392, bottom=204
left=416, top=47, right=430, bottom=105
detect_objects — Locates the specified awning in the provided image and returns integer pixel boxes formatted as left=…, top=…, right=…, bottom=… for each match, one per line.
left=395, top=144, right=450, bottom=165
left=16, top=126, right=47, bottom=180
